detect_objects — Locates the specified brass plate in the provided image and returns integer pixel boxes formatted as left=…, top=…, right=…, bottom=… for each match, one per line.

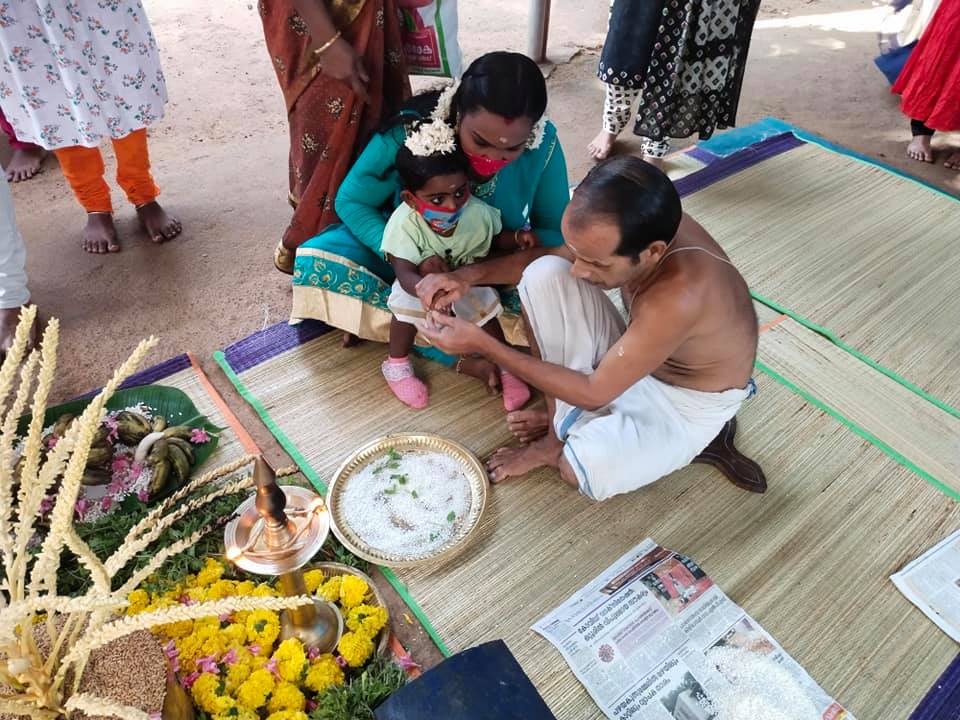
left=327, top=433, right=488, bottom=568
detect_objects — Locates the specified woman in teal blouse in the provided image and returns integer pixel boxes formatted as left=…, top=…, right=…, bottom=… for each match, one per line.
left=291, top=52, right=570, bottom=385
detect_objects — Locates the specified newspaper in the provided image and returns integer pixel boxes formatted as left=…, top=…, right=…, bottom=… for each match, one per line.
left=891, top=527, right=960, bottom=642
left=532, top=539, right=852, bottom=720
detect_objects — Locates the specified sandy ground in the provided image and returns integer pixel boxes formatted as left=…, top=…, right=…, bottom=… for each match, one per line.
left=3, top=0, right=958, bottom=666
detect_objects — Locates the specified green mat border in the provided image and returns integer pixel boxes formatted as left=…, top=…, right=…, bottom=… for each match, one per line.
left=213, top=351, right=453, bottom=658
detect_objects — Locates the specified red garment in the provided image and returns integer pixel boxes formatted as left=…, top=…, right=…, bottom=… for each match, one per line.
left=0, top=108, right=40, bottom=151
left=892, top=0, right=960, bottom=131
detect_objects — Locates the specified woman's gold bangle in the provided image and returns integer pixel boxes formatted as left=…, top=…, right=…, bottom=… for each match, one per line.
left=313, top=30, right=342, bottom=58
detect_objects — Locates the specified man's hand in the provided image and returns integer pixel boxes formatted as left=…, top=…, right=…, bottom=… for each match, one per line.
left=420, top=311, right=487, bottom=356
left=417, top=255, right=451, bottom=276
left=316, top=38, right=370, bottom=103
left=416, top=272, right=470, bottom=312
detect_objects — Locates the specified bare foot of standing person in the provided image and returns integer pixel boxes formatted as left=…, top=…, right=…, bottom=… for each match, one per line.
left=0, top=306, right=39, bottom=358
left=907, top=135, right=934, bottom=163
left=588, top=130, right=617, bottom=161
left=82, top=213, right=120, bottom=254
left=136, top=201, right=182, bottom=243
left=5, top=147, right=46, bottom=183
left=944, top=150, right=960, bottom=170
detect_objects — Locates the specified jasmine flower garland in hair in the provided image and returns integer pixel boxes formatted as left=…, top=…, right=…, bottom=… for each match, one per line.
left=527, top=116, right=547, bottom=150
left=404, top=81, right=459, bottom=157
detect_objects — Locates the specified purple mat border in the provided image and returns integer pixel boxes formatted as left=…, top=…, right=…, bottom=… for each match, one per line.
left=219, top=132, right=806, bottom=375
left=74, top=354, right=192, bottom=401
left=910, top=654, right=960, bottom=720
left=674, top=132, right=805, bottom=198
left=686, top=146, right=719, bottom=165
left=222, top=319, right=332, bottom=374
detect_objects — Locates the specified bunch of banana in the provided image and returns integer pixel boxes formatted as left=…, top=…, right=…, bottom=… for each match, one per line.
left=117, top=410, right=198, bottom=497
left=37, top=413, right=114, bottom=486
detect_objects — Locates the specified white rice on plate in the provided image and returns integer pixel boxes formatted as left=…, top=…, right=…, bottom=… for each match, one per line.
left=339, top=447, right=474, bottom=557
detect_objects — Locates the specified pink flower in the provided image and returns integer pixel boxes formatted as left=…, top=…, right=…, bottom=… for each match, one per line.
left=100, top=496, right=113, bottom=512
left=264, top=657, right=281, bottom=679
left=104, top=415, right=119, bottom=442
left=190, top=428, right=210, bottom=444
left=397, top=653, right=421, bottom=671
left=221, top=648, right=239, bottom=666
left=307, top=647, right=321, bottom=661
left=164, top=640, right=181, bottom=672
left=196, top=655, right=218, bottom=674
left=305, top=700, right=318, bottom=712
left=247, top=643, right=261, bottom=656
left=335, top=656, right=348, bottom=669
left=111, top=454, right=131, bottom=474
left=149, top=714, right=161, bottom=720
left=180, top=672, right=200, bottom=689
left=137, top=488, right=149, bottom=502
left=39, top=496, right=55, bottom=515
left=131, top=462, right=144, bottom=476
left=219, top=613, right=232, bottom=623
left=74, top=498, right=91, bottom=520
left=47, top=435, right=59, bottom=449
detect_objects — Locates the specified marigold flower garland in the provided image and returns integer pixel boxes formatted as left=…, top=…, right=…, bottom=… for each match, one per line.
left=129, top=558, right=389, bottom=719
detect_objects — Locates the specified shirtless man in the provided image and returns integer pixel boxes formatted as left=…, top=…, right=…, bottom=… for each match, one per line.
left=418, top=156, right=764, bottom=500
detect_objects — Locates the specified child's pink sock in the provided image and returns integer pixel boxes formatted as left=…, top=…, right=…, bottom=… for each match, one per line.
left=500, top=369, right=530, bottom=412
left=382, top=356, right=429, bottom=409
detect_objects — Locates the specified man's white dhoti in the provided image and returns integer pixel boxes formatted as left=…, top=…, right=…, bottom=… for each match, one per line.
left=518, top=256, right=752, bottom=501
left=0, top=174, right=29, bottom=311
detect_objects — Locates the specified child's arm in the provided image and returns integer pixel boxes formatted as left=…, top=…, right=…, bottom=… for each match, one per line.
left=388, top=255, right=425, bottom=297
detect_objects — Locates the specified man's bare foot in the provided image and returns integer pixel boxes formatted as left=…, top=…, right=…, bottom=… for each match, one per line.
left=907, top=135, right=933, bottom=163
left=341, top=332, right=361, bottom=347
left=0, top=306, right=39, bottom=357
left=5, top=147, right=45, bottom=182
left=458, top=356, right=501, bottom=396
left=486, top=434, right=562, bottom=483
left=136, top=201, right=182, bottom=243
left=588, top=130, right=617, bottom=161
left=944, top=150, right=960, bottom=171
left=507, top=408, right=550, bottom=443
left=82, top=213, right=120, bottom=254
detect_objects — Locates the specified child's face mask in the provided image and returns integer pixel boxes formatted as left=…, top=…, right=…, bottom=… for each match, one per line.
left=412, top=188, right=469, bottom=233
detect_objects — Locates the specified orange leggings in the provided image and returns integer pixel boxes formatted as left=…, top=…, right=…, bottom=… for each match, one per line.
left=54, top=129, right=160, bottom=213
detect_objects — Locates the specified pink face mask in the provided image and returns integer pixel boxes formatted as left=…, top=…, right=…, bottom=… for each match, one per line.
left=465, top=150, right=513, bottom=176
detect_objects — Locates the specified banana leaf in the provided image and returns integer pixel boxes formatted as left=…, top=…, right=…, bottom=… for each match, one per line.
left=18, top=384, right=222, bottom=503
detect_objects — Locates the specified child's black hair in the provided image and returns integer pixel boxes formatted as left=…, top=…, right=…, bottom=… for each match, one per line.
left=395, top=144, right=469, bottom=193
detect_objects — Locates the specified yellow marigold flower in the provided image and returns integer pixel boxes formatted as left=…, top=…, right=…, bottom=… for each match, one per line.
left=126, top=589, right=149, bottom=615
left=191, top=673, right=234, bottom=715
left=317, top=576, right=342, bottom=603
left=245, top=609, right=281, bottom=647
left=235, top=668, right=275, bottom=711
left=216, top=710, right=258, bottom=720
left=338, top=575, right=369, bottom=609
left=272, top=638, right=307, bottom=683
left=303, top=569, right=324, bottom=594
left=337, top=631, right=374, bottom=668
left=235, top=580, right=257, bottom=595
left=222, top=622, right=247, bottom=648
left=160, top=619, right=194, bottom=639
left=206, top=579, right=238, bottom=600
left=265, top=712, right=308, bottom=720
left=266, top=682, right=306, bottom=713
left=196, top=558, right=226, bottom=587
left=304, top=654, right=345, bottom=693
left=225, top=659, right=253, bottom=694
left=345, top=604, right=388, bottom=638
left=253, top=582, right=279, bottom=598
